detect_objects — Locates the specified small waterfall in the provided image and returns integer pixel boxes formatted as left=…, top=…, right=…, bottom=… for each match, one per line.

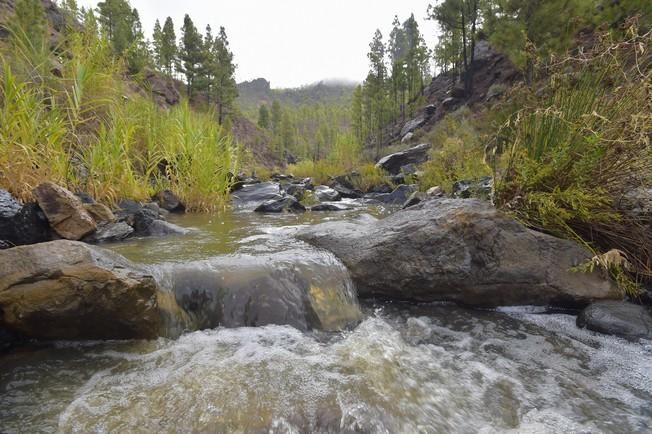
left=148, top=249, right=363, bottom=334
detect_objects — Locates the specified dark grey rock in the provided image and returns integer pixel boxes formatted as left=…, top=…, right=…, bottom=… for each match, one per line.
left=310, top=203, right=351, bottom=212
left=232, top=182, right=282, bottom=205
left=0, top=189, right=21, bottom=218
left=282, top=183, right=306, bottom=201
left=0, top=202, right=53, bottom=249
left=366, top=185, right=417, bottom=205
left=74, top=192, right=95, bottom=204
left=84, top=222, right=134, bottom=243
left=402, top=191, right=427, bottom=209
left=254, top=196, right=306, bottom=213
left=400, top=116, right=427, bottom=138
left=376, top=144, right=431, bottom=175
left=298, top=199, right=618, bottom=307
left=577, top=301, right=652, bottom=341
left=314, top=185, right=341, bottom=202
left=366, top=183, right=393, bottom=194
left=153, top=190, right=185, bottom=213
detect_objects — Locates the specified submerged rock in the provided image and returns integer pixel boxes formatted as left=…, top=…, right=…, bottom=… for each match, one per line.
left=0, top=240, right=186, bottom=340
left=375, top=143, right=430, bottom=175
left=33, top=182, right=96, bottom=240
left=577, top=301, right=652, bottom=341
left=298, top=199, right=618, bottom=307
left=310, top=203, right=351, bottom=212
left=254, top=196, right=306, bottom=213
left=314, top=185, right=341, bottom=202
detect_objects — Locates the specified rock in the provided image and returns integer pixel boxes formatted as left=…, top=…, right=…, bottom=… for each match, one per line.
left=282, top=183, right=306, bottom=201
left=153, top=190, right=186, bottom=213
left=577, top=301, right=652, bottom=341
left=314, top=185, right=341, bottom=202
left=621, top=186, right=652, bottom=217
left=83, top=202, right=116, bottom=224
left=74, top=192, right=95, bottom=204
left=451, top=83, right=466, bottom=98
left=0, top=326, right=18, bottom=352
left=143, top=201, right=162, bottom=216
left=330, top=183, right=364, bottom=199
left=142, top=68, right=180, bottom=107
left=366, top=184, right=417, bottom=205
left=424, top=104, right=437, bottom=116
left=298, top=199, right=618, bottom=307
left=452, top=176, right=493, bottom=199
left=0, top=202, right=53, bottom=248
left=254, top=196, right=306, bottom=213
left=0, top=189, right=22, bottom=218
left=33, top=182, right=96, bottom=240
left=232, top=182, right=283, bottom=206
left=400, top=116, right=427, bottom=138
left=115, top=201, right=187, bottom=237
left=402, top=191, right=427, bottom=209
left=84, top=222, right=134, bottom=243
left=442, top=97, right=457, bottom=110
left=366, top=182, right=393, bottom=194
left=376, top=144, right=431, bottom=175
left=401, top=132, right=415, bottom=143
left=170, top=264, right=361, bottom=332
left=310, top=204, right=351, bottom=212
left=0, top=241, right=176, bottom=340
left=427, top=186, right=445, bottom=197
left=401, top=163, right=419, bottom=175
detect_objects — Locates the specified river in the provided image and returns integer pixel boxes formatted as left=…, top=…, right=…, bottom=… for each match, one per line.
left=1, top=202, right=651, bottom=433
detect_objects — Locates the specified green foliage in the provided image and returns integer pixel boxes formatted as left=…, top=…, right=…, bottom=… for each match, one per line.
left=492, top=28, right=652, bottom=291
left=13, top=0, right=46, bottom=52
left=418, top=109, right=490, bottom=192
left=0, top=6, right=235, bottom=212
left=257, top=104, right=270, bottom=129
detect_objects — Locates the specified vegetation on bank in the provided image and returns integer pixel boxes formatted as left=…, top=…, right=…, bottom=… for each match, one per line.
left=0, top=0, right=237, bottom=211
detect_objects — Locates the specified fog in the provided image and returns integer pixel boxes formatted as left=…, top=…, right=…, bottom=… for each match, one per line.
left=76, top=0, right=437, bottom=88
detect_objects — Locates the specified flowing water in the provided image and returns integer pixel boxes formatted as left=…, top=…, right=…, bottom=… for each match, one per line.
left=1, top=202, right=651, bottom=433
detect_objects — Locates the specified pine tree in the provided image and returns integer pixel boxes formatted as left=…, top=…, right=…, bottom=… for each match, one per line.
left=271, top=100, right=282, bottom=135
left=211, top=27, right=238, bottom=125
left=258, top=104, right=270, bottom=129
left=350, top=85, right=365, bottom=144
left=160, top=17, right=177, bottom=76
left=152, top=19, right=163, bottom=70
left=97, top=0, right=134, bottom=55
left=179, top=14, right=203, bottom=98
left=367, top=29, right=387, bottom=157
left=199, top=24, right=215, bottom=103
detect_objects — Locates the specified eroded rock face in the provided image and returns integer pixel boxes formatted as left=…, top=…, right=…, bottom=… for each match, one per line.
left=375, top=144, right=431, bottom=175
left=577, top=301, right=652, bottom=341
left=298, top=199, right=619, bottom=307
left=33, top=182, right=96, bottom=240
left=0, top=241, right=171, bottom=340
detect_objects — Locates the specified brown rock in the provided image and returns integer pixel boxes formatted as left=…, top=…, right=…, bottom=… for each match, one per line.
left=0, top=240, right=184, bottom=340
left=33, top=182, right=96, bottom=240
left=83, top=202, right=116, bottom=224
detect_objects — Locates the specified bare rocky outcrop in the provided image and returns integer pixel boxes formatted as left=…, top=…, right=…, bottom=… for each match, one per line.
left=0, top=240, right=189, bottom=340
left=298, top=199, right=619, bottom=307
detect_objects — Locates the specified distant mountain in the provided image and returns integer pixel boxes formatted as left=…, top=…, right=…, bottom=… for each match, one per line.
left=236, top=78, right=357, bottom=120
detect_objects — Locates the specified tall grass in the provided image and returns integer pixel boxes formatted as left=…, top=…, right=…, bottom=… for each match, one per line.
left=492, top=27, right=652, bottom=293
left=0, top=15, right=235, bottom=212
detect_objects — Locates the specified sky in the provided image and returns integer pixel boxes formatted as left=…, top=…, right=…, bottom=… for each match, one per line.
left=76, top=0, right=438, bottom=89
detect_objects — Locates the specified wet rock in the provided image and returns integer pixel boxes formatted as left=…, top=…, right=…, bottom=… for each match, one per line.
left=232, top=182, right=283, bottom=206
left=0, top=240, right=168, bottom=340
left=621, top=186, right=652, bottom=217
left=366, top=184, right=417, bottom=205
left=314, top=185, right=341, bottom=202
left=116, top=201, right=187, bottom=237
left=328, top=179, right=364, bottom=199
left=153, top=190, right=186, bottom=213
left=376, top=144, right=431, bottom=175
left=33, top=182, right=96, bottom=240
left=83, top=222, right=134, bottom=243
left=577, top=301, right=652, bottom=341
left=402, top=191, right=427, bottom=209
left=282, top=183, right=306, bottom=201
left=298, top=199, right=618, bottom=307
left=254, top=196, right=306, bottom=213
left=83, top=202, right=116, bottom=224
left=310, top=203, right=351, bottom=212
left=0, top=202, right=53, bottom=248
left=0, top=326, right=18, bottom=352
left=0, top=189, right=22, bottom=218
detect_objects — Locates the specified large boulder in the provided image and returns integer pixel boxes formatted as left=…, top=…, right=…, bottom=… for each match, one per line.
left=33, top=182, right=96, bottom=240
left=577, top=301, right=652, bottom=341
left=400, top=116, right=427, bottom=138
left=115, top=200, right=187, bottom=238
left=298, top=199, right=619, bottom=307
left=0, top=190, right=52, bottom=248
left=375, top=144, right=431, bottom=175
left=0, top=240, right=188, bottom=340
